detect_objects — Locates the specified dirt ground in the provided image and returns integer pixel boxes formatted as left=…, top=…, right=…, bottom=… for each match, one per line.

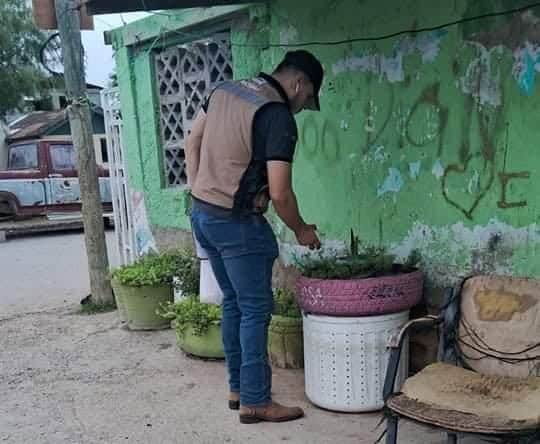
left=0, top=232, right=479, bottom=443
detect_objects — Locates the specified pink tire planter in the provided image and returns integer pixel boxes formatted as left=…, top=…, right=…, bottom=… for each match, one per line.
left=296, top=269, right=423, bottom=316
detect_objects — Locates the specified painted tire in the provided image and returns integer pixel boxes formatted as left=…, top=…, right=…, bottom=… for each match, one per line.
left=296, top=270, right=423, bottom=316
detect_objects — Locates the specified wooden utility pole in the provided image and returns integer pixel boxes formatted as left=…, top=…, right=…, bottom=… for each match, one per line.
left=54, top=0, right=113, bottom=304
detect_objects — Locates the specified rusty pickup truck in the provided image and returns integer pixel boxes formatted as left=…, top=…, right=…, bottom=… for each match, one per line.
left=0, top=140, right=112, bottom=220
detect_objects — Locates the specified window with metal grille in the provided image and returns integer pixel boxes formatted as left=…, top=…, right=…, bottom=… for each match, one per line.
left=155, top=32, right=233, bottom=187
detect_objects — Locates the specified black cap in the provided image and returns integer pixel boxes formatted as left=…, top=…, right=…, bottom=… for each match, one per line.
left=283, top=50, right=324, bottom=111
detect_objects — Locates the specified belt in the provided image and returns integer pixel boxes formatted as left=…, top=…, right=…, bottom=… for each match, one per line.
left=191, top=197, right=265, bottom=222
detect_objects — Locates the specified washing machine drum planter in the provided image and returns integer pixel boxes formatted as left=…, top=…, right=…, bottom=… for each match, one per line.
left=296, top=270, right=423, bottom=316
left=303, top=311, right=409, bottom=412
left=193, top=234, right=224, bottom=305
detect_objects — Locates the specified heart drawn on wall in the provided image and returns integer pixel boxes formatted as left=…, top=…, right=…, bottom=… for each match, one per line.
left=442, top=154, right=495, bottom=220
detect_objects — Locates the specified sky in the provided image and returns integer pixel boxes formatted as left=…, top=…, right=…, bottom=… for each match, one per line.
left=81, top=12, right=149, bottom=87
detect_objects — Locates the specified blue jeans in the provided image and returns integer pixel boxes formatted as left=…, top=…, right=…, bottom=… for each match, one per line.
left=191, top=207, right=279, bottom=407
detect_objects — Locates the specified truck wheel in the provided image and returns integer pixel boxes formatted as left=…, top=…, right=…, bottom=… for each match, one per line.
left=0, top=197, right=17, bottom=221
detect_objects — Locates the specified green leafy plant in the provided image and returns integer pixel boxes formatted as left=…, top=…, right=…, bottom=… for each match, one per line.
left=298, top=255, right=390, bottom=279
left=172, top=250, right=200, bottom=296
left=273, top=288, right=301, bottom=318
left=296, top=229, right=397, bottom=279
left=111, top=251, right=198, bottom=288
left=0, top=2, right=49, bottom=117
left=405, top=248, right=422, bottom=269
left=158, top=297, right=222, bottom=336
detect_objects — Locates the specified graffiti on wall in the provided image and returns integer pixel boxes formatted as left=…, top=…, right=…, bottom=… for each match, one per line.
left=299, top=19, right=537, bottom=221
left=132, top=191, right=157, bottom=255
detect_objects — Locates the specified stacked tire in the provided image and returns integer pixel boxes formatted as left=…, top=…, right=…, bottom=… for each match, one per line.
left=297, top=269, right=423, bottom=412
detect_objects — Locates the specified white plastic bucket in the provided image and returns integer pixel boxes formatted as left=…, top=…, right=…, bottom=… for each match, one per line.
left=193, top=233, right=208, bottom=260
left=192, top=231, right=223, bottom=304
left=303, top=311, right=409, bottom=412
left=199, top=259, right=223, bottom=305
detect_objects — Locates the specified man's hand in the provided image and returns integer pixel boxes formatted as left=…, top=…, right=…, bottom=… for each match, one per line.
left=295, top=223, right=321, bottom=250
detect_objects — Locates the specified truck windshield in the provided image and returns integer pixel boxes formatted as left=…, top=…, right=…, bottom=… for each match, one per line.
left=8, top=144, right=38, bottom=170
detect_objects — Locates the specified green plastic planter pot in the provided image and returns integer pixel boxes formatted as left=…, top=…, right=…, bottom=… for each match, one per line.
left=111, top=278, right=128, bottom=323
left=268, top=315, right=304, bottom=369
left=175, top=323, right=225, bottom=359
left=115, top=283, right=173, bottom=330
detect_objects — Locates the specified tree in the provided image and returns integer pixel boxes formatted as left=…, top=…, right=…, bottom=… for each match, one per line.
left=0, top=1, right=48, bottom=117
left=107, top=69, right=118, bottom=88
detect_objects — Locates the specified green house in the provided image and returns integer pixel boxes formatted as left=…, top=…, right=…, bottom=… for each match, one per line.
left=105, top=1, right=540, bottom=306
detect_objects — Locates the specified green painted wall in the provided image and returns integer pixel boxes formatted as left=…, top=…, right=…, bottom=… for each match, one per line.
left=112, top=0, right=540, bottom=290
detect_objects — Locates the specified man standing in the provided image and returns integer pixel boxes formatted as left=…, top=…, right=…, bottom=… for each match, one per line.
left=186, top=50, right=323, bottom=424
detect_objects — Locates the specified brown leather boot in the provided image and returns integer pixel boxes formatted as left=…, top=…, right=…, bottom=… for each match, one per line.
left=239, top=401, right=304, bottom=424
left=229, top=392, right=240, bottom=410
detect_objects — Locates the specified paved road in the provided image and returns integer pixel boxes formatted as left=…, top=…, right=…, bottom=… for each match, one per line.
left=0, top=230, right=118, bottom=316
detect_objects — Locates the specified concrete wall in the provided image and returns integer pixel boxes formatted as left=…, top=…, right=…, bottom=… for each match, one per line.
left=112, top=0, right=540, bottom=303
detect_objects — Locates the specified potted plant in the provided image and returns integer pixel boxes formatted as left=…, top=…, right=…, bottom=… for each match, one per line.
left=295, top=230, right=423, bottom=316
left=111, top=252, right=180, bottom=330
left=268, top=288, right=304, bottom=369
left=172, top=250, right=200, bottom=303
left=158, top=297, right=224, bottom=359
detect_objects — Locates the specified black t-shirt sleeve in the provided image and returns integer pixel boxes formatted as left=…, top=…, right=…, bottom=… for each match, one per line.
left=201, top=97, right=209, bottom=113
left=255, top=103, right=298, bottom=163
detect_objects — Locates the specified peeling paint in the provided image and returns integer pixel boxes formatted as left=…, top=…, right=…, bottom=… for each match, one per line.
left=391, top=219, right=540, bottom=286
left=465, top=10, right=540, bottom=51
left=399, top=29, right=448, bottom=63
left=409, top=161, right=421, bottom=180
left=467, top=170, right=480, bottom=194
left=364, top=100, right=377, bottom=132
left=333, top=53, right=403, bottom=82
left=280, top=24, right=299, bottom=45
left=513, top=42, right=540, bottom=96
left=432, top=159, right=445, bottom=179
left=377, top=168, right=404, bottom=197
left=373, top=145, right=387, bottom=162
left=280, top=219, right=540, bottom=287
left=332, top=30, right=447, bottom=82
left=362, top=144, right=389, bottom=165
left=460, top=42, right=503, bottom=107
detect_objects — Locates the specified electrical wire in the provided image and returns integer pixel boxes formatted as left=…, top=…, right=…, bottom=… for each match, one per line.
left=135, top=0, right=540, bottom=48
left=254, top=1, right=540, bottom=47
left=85, top=0, right=540, bottom=85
